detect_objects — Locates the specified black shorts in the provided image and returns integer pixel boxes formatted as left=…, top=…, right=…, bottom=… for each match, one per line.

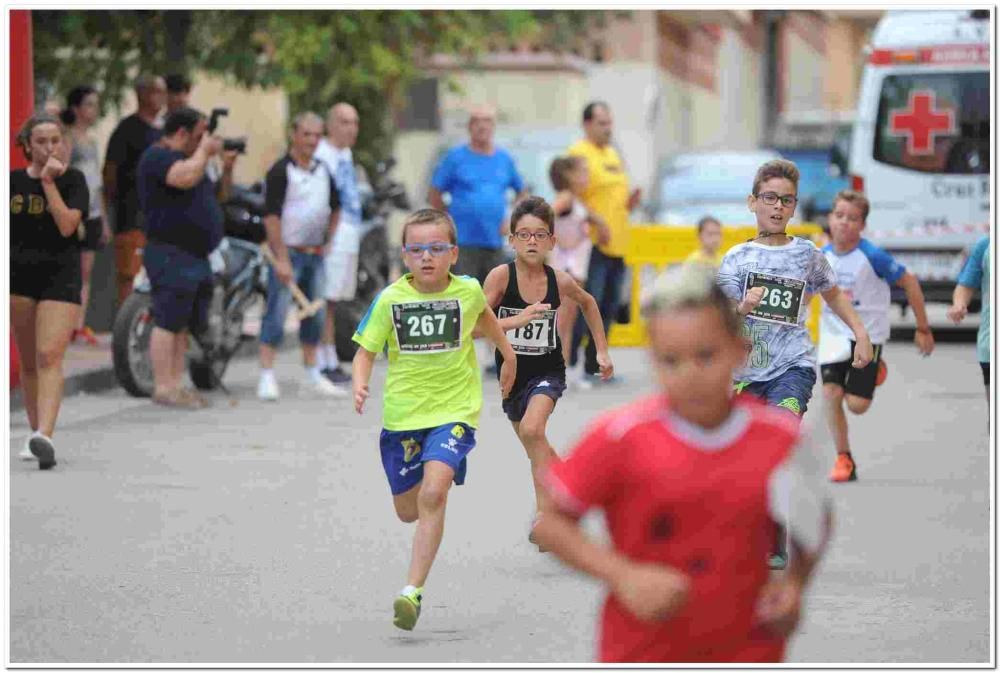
left=502, top=373, right=567, bottom=422
left=10, top=258, right=81, bottom=304
left=76, top=217, right=105, bottom=251
left=820, top=342, right=884, bottom=400
left=981, top=362, right=990, bottom=388
left=144, top=242, right=214, bottom=334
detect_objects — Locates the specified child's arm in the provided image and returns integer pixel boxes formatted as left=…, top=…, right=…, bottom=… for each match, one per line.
left=551, top=189, right=574, bottom=215
left=351, top=347, right=377, bottom=414
left=557, top=271, right=613, bottom=379
left=475, top=308, right=517, bottom=398
left=948, top=284, right=976, bottom=324
left=585, top=210, right=611, bottom=246
left=895, top=272, right=935, bottom=355
left=535, top=502, right=690, bottom=622
left=755, top=507, right=833, bottom=637
left=821, top=286, right=873, bottom=368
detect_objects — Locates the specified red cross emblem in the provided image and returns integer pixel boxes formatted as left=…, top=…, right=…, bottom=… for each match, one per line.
left=889, top=90, right=956, bottom=156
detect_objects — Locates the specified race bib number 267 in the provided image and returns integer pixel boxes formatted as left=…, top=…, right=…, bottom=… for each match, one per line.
left=392, top=299, right=462, bottom=353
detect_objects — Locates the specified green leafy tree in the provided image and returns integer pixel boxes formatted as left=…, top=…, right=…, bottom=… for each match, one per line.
left=33, top=9, right=608, bottom=166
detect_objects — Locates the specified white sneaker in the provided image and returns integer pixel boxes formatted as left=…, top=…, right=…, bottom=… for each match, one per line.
left=309, top=375, right=348, bottom=398
left=257, top=374, right=280, bottom=401
left=18, top=435, right=36, bottom=461
left=572, top=368, right=594, bottom=391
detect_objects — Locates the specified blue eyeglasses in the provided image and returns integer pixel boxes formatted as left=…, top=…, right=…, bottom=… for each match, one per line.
left=402, top=242, right=455, bottom=258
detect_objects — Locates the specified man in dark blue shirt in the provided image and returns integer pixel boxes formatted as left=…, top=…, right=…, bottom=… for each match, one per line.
left=137, top=107, right=224, bottom=409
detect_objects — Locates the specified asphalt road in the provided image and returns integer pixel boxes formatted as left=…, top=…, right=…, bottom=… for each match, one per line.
left=8, top=342, right=992, bottom=664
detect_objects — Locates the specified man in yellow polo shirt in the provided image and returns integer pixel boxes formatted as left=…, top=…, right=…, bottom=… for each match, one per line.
left=566, top=101, right=641, bottom=384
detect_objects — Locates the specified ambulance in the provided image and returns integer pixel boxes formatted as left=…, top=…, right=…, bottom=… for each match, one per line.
left=848, top=9, right=990, bottom=303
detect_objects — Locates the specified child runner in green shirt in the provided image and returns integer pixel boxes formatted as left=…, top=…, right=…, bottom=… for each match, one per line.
left=352, top=208, right=517, bottom=631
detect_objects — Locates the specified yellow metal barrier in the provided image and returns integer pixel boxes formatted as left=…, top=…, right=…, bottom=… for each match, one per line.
left=608, top=224, right=824, bottom=348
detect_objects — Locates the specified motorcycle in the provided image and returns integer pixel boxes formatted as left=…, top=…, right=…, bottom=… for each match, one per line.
left=112, top=157, right=407, bottom=397
left=112, top=184, right=268, bottom=397
left=332, top=157, right=409, bottom=361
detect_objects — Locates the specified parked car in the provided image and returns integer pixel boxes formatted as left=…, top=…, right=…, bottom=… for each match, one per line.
left=648, top=150, right=791, bottom=227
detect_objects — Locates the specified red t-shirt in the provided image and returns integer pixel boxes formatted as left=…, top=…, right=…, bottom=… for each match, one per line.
left=545, top=394, right=810, bottom=663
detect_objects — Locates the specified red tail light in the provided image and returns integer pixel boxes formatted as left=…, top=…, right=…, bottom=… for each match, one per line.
left=850, top=174, right=865, bottom=192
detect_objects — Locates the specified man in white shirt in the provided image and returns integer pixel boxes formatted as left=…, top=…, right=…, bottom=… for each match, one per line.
left=314, top=102, right=362, bottom=384
left=257, top=112, right=347, bottom=401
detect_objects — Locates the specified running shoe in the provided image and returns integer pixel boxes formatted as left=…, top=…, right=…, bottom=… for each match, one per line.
left=257, top=374, right=280, bottom=401
left=768, top=552, right=788, bottom=570
left=73, top=326, right=100, bottom=346
left=29, top=433, right=57, bottom=470
left=829, top=453, right=858, bottom=483
left=309, top=375, right=348, bottom=398
left=18, top=435, right=36, bottom=461
left=393, top=587, right=422, bottom=631
left=322, top=367, right=352, bottom=385
left=875, top=359, right=888, bottom=386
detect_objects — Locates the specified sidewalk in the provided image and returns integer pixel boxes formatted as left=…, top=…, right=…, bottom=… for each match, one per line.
left=9, top=303, right=300, bottom=410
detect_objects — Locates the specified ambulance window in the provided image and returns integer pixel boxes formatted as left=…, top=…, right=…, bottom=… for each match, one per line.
left=874, top=72, right=989, bottom=175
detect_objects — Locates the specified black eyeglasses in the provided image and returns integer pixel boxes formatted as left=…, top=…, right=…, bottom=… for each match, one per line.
left=755, top=192, right=798, bottom=207
left=512, top=231, right=551, bottom=241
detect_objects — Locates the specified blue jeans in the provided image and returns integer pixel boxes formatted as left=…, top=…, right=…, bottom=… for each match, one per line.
left=260, top=249, right=325, bottom=347
left=570, top=247, right=625, bottom=374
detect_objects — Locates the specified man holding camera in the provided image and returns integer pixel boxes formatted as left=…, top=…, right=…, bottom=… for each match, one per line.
left=257, top=112, right=346, bottom=401
left=136, top=107, right=225, bottom=409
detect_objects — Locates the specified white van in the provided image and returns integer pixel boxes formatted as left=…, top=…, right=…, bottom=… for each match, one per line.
left=848, top=9, right=990, bottom=303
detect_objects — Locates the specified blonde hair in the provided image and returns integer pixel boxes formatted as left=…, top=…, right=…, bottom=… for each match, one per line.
left=401, top=209, right=457, bottom=245
left=640, top=264, right=742, bottom=336
left=752, top=159, right=799, bottom=195
left=833, top=189, right=870, bottom=221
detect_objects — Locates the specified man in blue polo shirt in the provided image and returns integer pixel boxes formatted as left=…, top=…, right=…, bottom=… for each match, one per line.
left=136, top=107, right=222, bottom=409
left=428, top=105, right=527, bottom=284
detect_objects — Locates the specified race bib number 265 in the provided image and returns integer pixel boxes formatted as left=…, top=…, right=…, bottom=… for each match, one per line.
left=392, top=299, right=462, bottom=353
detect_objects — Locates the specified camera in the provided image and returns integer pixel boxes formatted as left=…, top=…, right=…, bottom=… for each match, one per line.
left=223, top=137, right=248, bottom=155
left=208, top=107, right=248, bottom=155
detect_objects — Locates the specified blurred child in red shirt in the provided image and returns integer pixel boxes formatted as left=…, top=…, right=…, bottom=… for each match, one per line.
left=534, top=264, right=833, bottom=663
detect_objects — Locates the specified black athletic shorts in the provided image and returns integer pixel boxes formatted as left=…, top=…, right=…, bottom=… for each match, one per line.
left=77, top=217, right=105, bottom=251
left=10, top=258, right=81, bottom=304
left=502, top=373, right=567, bottom=423
left=981, top=362, right=990, bottom=388
left=820, top=342, right=884, bottom=400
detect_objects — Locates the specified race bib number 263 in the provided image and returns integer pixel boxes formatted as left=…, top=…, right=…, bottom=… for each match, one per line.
left=744, top=271, right=806, bottom=325
left=392, top=299, right=462, bottom=353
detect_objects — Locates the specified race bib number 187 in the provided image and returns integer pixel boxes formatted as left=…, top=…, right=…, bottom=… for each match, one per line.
left=745, top=271, right=806, bottom=325
left=392, top=299, right=462, bottom=353
left=499, top=306, right=557, bottom=355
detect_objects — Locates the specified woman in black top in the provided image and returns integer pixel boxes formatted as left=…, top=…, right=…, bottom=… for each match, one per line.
left=10, top=113, right=90, bottom=470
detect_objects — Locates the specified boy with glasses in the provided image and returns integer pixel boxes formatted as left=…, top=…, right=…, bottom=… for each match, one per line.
left=482, top=196, right=613, bottom=550
left=717, top=159, right=871, bottom=568
left=352, top=209, right=516, bottom=631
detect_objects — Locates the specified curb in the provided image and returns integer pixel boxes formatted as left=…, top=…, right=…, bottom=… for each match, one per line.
left=9, top=336, right=293, bottom=411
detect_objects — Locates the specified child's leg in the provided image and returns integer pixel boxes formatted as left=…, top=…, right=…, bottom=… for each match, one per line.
left=844, top=395, right=873, bottom=415
left=823, top=383, right=851, bottom=455
left=393, top=483, right=421, bottom=523
left=515, top=395, right=558, bottom=512
left=407, top=460, right=455, bottom=588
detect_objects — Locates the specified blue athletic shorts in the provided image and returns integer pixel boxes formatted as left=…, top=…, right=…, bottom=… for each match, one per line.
left=735, top=366, right=817, bottom=417
left=502, top=374, right=566, bottom=423
left=379, top=423, right=476, bottom=496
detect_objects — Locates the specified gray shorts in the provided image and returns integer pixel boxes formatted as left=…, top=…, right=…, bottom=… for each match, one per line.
left=452, top=246, right=509, bottom=285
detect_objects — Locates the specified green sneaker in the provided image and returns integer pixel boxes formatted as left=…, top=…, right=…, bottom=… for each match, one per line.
left=768, top=552, right=788, bottom=570
left=393, top=587, right=422, bottom=631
